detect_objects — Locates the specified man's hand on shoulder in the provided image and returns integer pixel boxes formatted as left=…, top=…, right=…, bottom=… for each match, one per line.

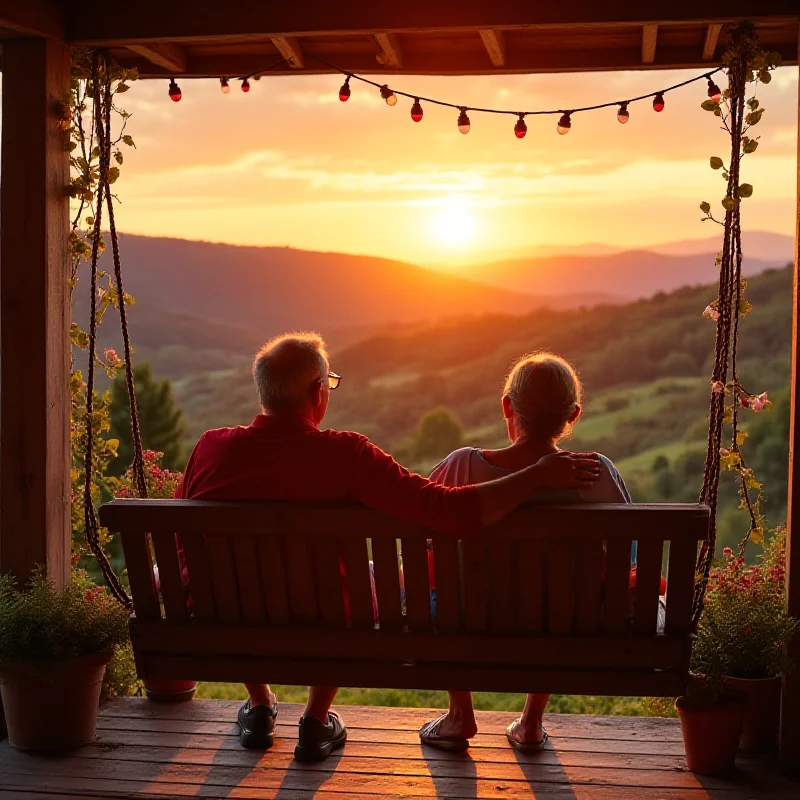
left=532, top=451, right=602, bottom=490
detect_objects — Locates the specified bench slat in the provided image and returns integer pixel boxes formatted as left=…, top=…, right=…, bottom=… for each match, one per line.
left=120, top=529, right=160, bottom=622
left=431, top=536, right=459, bottom=631
left=401, top=535, right=431, bottom=632
left=341, top=537, right=374, bottom=630
left=313, top=536, right=346, bottom=628
left=547, top=541, right=574, bottom=633
left=665, top=538, right=699, bottom=635
left=233, top=536, right=266, bottom=624
left=604, top=538, right=633, bottom=633
left=151, top=529, right=188, bottom=623
left=371, top=537, right=403, bottom=631
left=285, top=536, right=317, bottom=624
left=489, top=541, right=515, bottom=632
left=634, top=538, right=664, bottom=634
left=461, top=539, right=488, bottom=631
left=179, top=531, right=216, bottom=622
left=207, top=535, right=241, bottom=624
left=257, top=536, right=290, bottom=624
left=517, top=538, right=543, bottom=632
left=576, top=539, right=604, bottom=634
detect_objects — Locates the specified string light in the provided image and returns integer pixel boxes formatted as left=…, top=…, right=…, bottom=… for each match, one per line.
left=380, top=85, right=398, bottom=106
left=339, top=75, right=351, bottom=101
left=617, top=102, right=630, bottom=124
left=653, top=92, right=665, bottom=112
left=168, top=79, right=182, bottom=102
left=411, top=98, right=423, bottom=122
left=241, top=78, right=251, bottom=93
left=457, top=108, right=470, bottom=134
left=220, top=78, right=230, bottom=94
left=557, top=112, right=571, bottom=135
left=514, top=114, right=527, bottom=139
left=707, top=76, right=722, bottom=103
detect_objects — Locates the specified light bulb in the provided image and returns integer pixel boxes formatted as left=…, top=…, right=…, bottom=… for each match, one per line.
left=457, top=108, right=470, bottom=134
left=241, top=78, right=250, bottom=93
left=707, top=77, right=722, bottom=104
left=339, top=77, right=351, bottom=102
left=556, top=112, right=571, bottom=135
left=168, top=79, right=182, bottom=102
left=380, top=85, right=397, bottom=106
left=653, top=92, right=665, bottom=112
left=617, top=103, right=629, bottom=124
left=411, top=99, right=423, bottom=122
left=220, top=78, right=230, bottom=94
left=514, top=114, right=527, bottom=139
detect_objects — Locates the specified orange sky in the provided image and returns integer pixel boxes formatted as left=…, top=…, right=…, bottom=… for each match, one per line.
left=113, top=67, right=798, bottom=266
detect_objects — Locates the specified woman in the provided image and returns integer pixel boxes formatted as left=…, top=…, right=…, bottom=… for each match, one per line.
left=419, top=351, right=631, bottom=753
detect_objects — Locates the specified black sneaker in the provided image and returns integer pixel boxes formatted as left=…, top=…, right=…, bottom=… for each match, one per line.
left=294, top=711, right=347, bottom=762
left=237, top=700, right=278, bottom=750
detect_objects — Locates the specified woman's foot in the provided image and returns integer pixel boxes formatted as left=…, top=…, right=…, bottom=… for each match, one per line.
left=419, top=713, right=475, bottom=751
left=506, top=718, right=548, bottom=753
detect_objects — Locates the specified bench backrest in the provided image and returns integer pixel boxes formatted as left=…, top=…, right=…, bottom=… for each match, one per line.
left=100, top=500, right=709, bottom=638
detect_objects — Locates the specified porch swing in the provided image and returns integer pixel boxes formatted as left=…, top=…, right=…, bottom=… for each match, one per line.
left=88, top=39, right=764, bottom=696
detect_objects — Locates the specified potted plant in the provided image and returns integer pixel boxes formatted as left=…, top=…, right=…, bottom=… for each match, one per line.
left=115, top=450, right=197, bottom=702
left=707, top=532, right=798, bottom=752
left=0, top=567, right=129, bottom=750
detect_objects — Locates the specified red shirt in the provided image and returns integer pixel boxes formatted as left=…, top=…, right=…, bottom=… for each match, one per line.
left=177, top=414, right=480, bottom=535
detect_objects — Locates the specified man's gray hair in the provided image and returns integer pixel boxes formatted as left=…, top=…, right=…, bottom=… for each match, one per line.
left=253, top=332, right=329, bottom=413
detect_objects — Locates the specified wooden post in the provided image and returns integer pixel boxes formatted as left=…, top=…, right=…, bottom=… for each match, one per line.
left=782, top=45, right=800, bottom=770
left=0, top=38, right=71, bottom=588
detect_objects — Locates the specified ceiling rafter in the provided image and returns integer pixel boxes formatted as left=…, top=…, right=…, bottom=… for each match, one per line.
left=642, top=23, right=658, bottom=64
left=127, top=43, right=187, bottom=72
left=270, top=35, right=304, bottom=68
left=374, top=32, right=403, bottom=68
left=478, top=29, right=506, bottom=67
left=703, top=23, right=724, bottom=60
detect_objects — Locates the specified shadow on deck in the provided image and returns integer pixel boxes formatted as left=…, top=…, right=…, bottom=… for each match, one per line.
left=1, top=699, right=798, bottom=798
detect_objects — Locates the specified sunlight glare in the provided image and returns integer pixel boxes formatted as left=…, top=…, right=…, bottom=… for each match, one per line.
left=429, top=205, right=478, bottom=249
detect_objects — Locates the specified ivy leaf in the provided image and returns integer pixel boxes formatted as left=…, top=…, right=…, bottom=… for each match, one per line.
left=747, top=98, right=760, bottom=110
left=713, top=107, right=722, bottom=117
left=721, top=196, right=738, bottom=211
left=750, top=527, right=765, bottom=546
left=745, top=108, right=764, bottom=126
left=722, top=406, right=734, bottom=425
left=700, top=201, right=711, bottom=214
left=743, top=138, right=759, bottom=154
left=114, top=151, right=123, bottom=165
left=736, top=430, right=749, bottom=446
left=710, top=157, right=724, bottom=170
left=701, top=99, right=719, bottom=112
left=116, top=83, right=130, bottom=93
left=108, top=166, right=120, bottom=184
left=739, top=184, right=753, bottom=198
left=122, top=135, right=135, bottom=148
left=715, top=252, right=723, bottom=266
left=758, top=70, right=771, bottom=85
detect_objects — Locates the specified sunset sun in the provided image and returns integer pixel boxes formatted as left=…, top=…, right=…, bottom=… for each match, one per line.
left=429, top=205, right=478, bottom=249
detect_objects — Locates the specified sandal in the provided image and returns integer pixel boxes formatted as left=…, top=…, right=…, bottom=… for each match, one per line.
left=506, top=719, right=548, bottom=753
left=419, top=713, right=470, bottom=752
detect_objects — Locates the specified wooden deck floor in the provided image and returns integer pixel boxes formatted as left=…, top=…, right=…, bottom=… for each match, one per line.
left=1, top=699, right=798, bottom=799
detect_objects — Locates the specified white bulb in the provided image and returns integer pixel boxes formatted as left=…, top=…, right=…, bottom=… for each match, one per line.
left=386, top=93, right=398, bottom=106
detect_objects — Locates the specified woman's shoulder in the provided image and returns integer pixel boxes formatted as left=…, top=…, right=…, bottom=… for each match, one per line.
left=580, top=452, right=631, bottom=503
left=429, top=447, right=479, bottom=485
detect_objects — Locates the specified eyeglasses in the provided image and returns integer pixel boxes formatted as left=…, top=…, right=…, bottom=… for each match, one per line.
left=328, top=371, right=341, bottom=390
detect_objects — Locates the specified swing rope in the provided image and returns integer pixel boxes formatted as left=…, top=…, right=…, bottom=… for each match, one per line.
left=82, top=49, right=148, bottom=610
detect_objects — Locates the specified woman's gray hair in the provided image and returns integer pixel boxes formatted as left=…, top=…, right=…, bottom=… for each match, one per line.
left=253, top=332, right=329, bottom=413
left=504, top=352, right=582, bottom=441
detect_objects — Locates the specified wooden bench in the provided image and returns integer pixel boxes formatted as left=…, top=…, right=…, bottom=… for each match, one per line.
left=99, top=500, right=709, bottom=697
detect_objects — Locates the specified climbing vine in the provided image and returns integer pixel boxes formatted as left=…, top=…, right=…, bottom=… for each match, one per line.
left=694, top=23, right=781, bottom=624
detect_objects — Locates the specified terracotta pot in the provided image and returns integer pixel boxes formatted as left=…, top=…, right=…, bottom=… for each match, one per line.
left=144, top=678, right=197, bottom=703
left=675, top=693, right=746, bottom=774
left=724, top=674, right=782, bottom=752
left=0, top=650, right=112, bottom=751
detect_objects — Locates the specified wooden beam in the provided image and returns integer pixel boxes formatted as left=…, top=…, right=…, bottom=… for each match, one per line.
left=642, top=23, right=658, bottom=64
left=269, top=35, right=304, bottom=68
left=373, top=32, right=402, bottom=68
left=69, top=2, right=800, bottom=46
left=0, top=0, right=64, bottom=39
left=0, top=38, right=71, bottom=589
left=479, top=29, right=506, bottom=67
left=127, top=43, right=187, bottom=73
left=781, top=29, right=800, bottom=774
left=702, top=23, right=723, bottom=60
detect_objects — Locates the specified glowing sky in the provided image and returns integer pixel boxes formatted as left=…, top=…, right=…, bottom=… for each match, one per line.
left=112, top=67, right=798, bottom=266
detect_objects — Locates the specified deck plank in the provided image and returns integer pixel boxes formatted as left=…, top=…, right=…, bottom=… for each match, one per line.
left=0, top=700, right=797, bottom=800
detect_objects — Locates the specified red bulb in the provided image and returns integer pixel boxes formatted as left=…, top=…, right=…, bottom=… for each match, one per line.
left=241, top=78, right=250, bottom=93
left=339, top=78, right=351, bottom=102
left=707, top=77, right=722, bottom=104
left=514, top=115, right=527, bottom=139
left=411, top=99, right=423, bottom=122
left=168, top=79, right=181, bottom=102
left=653, top=93, right=665, bottom=112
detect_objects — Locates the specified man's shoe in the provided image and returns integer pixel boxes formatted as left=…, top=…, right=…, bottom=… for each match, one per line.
left=294, top=711, right=347, bottom=762
left=237, top=700, right=278, bottom=750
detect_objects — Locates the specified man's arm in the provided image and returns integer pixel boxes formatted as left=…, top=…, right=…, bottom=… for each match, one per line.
left=475, top=451, right=601, bottom=527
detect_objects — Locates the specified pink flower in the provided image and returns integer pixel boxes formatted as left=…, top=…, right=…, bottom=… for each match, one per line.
left=719, top=447, right=731, bottom=457
left=703, top=305, right=720, bottom=321
left=712, top=381, right=725, bottom=394
left=723, top=547, right=733, bottom=556
left=749, top=392, right=769, bottom=412
left=104, top=348, right=120, bottom=366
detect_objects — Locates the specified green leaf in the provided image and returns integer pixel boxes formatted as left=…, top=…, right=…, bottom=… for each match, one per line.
left=739, top=183, right=753, bottom=198
left=738, top=298, right=753, bottom=315
left=713, top=107, right=722, bottom=117
left=747, top=98, right=760, bottom=110
left=758, top=70, right=771, bottom=85
left=700, top=201, right=711, bottom=214
left=743, top=138, right=759, bottom=154
left=701, top=99, right=719, bottom=112
left=114, top=151, right=123, bottom=165
left=710, top=157, right=724, bottom=170
left=745, top=108, right=764, bottom=126
left=721, top=196, right=738, bottom=211
left=122, top=135, right=135, bottom=147
left=108, top=166, right=120, bottom=184
left=116, top=83, right=130, bottom=93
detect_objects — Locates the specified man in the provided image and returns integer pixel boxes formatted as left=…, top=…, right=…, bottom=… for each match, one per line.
left=178, top=332, right=600, bottom=762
